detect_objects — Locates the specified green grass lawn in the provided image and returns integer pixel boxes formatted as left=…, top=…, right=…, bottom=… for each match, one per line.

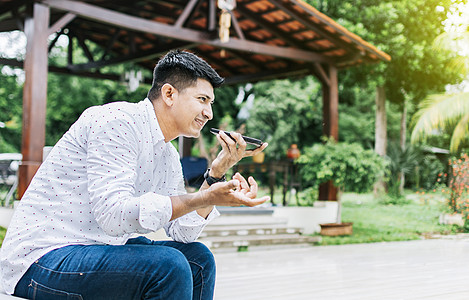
left=318, top=191, right=458, bottom=245
left=0, top=226, right=6, bottom=247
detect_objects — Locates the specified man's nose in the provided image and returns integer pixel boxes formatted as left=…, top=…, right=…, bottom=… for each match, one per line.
left=203, top=104, right=213, bottom=120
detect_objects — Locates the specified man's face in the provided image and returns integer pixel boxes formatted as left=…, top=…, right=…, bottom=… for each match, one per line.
left=172, top=78, right=215, bottom=138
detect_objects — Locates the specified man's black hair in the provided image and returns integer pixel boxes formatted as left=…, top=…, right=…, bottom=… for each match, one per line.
left=147, top=50, right=224, bottom=101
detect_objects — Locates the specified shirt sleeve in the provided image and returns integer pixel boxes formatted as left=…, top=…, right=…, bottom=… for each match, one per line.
left=162, top=149, right=220, bottom=243
left=86, top=113, right=172, bottom=237
left=164, top=207, right=220, bottom=243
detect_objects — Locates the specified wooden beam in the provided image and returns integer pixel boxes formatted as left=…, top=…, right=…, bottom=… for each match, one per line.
left=207, top=0, right=216, bottom=32
left=42, top=0, right=333, bottom=64
left=0, top=57, right=140, bottom=81
left=47, top=12, right=75, bottom=35
left=101, top=29, right=121, bottom=60
left=68, top=42, right=197, bottom=71
left=225, top=66, right=311, bottom=85
left=0, top=18, right=21, bottom=31
left=18, top=3, right=50, bottom=199
left=67, top=31, right=73, bottom=65
left=175, top=0, right=199, bottom=28
left=47, top=28, right=63, bottom=52
left=75, top=32, right=94, bottom=62
left=312, top=62, right=329, bottom=85
left=229, top=11, right=245, bottom=40
left=322, top=65, right=338, bottom=140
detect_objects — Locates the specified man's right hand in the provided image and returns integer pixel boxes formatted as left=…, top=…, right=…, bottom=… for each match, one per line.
left=169, top=173, right=270, bottom=221
left=201, top=172, right=270, bottom=207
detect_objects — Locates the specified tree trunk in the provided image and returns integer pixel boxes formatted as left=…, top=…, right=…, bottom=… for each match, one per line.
left=399, top=100, right=407, bottom=193
left=374, top=86, right=387, bottom=195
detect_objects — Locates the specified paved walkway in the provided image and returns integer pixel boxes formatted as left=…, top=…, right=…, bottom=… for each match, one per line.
left=2, top=238, right=469, bottom=299
left=214, top=238, right=469, bottom=300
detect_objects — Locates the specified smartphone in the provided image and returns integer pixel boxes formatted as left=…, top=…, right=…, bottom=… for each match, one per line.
left=210, top=128, right=263, bottom=147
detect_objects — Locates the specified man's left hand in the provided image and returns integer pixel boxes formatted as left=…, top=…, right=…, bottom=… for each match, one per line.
left=210, top=130, right=267, bottom=177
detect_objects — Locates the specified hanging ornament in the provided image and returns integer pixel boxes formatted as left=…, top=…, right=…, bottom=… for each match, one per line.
left=218, top=9, right=231, bottom=43
left=217, top=0, right=236, bottom=44
left=217, top=0, right=236, bottom=11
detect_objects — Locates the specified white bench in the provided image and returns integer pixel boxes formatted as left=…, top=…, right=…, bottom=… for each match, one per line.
left=1, top=285, right=25, bottom=300
left=0, top=293, right=24, bottom=299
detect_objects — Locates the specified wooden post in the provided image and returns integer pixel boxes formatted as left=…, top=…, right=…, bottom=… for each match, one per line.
left=178, top=137, right=193, bottom=158
left=18, top=3, right=50, bottom=199
left=319, top=65, right=338, bottom=201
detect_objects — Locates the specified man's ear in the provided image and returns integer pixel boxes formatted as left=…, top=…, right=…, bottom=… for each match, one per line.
left=161, top=83, right=177, bottom=107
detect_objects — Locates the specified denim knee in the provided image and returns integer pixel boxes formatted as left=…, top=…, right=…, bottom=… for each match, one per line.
left=189, top=242, right=216, bottom=273
left=158, top=248, right=193, bottom=284
left=143, top=248, right=193, bottom=299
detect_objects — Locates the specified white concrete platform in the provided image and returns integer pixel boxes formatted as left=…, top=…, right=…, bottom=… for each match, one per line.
left=214, top=238, right=469, bottom=300
left=2, top=238, right=469, bottom=299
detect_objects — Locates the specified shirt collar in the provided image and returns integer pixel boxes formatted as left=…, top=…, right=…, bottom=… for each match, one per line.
left=143, top=98, right=166, bottom=145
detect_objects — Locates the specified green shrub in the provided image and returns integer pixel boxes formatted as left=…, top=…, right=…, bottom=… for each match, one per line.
left=298, top=139, right=388, bottom=193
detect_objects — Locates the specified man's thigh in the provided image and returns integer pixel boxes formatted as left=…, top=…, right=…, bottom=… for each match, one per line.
left=14, top=242, right=193, bottom=300
left=125, top=237, right=217, bottom=300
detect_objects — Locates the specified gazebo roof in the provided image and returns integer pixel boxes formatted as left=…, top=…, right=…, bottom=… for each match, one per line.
left=0, top=0, right=390, bottom=84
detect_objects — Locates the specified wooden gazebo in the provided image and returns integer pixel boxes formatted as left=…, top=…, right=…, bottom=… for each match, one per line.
left=0, top=0, right=390, bottom=200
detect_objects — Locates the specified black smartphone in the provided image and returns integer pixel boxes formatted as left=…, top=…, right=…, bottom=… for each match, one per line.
left=210, top=128, right=263, bottom=147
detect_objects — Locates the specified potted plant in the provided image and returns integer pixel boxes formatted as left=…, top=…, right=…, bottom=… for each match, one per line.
left=297, top=138, right=388, bottom=236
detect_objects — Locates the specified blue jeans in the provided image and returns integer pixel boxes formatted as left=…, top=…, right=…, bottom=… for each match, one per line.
left=14, top=236, right=216, bottom=300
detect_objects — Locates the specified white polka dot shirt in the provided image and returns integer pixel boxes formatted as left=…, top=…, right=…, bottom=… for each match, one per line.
left=0, top=98, right=219, bottom=294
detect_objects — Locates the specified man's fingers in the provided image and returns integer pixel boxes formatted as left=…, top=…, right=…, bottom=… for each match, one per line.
left=233, top=172, right=249, bottom=191
left=228, top=179, right=240, bottom=190
left=245, top=142, right=268, bottom=156
left=231, top=132, right=247, bottom=149
left=219, top=131, right=236, bottom=147
left=247, top=176, right=258, bottom=196
left=244, top=196, right=270, bottom=207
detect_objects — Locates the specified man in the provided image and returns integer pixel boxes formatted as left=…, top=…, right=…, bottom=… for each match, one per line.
left=0, top=50, right=269, bottom=299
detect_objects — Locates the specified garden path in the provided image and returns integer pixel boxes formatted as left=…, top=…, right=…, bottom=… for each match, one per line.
left=214, top=237, right=469, bottom=299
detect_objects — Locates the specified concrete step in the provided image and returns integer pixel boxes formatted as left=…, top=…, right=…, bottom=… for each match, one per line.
left=209, top=215, right=288, bottom=226
left=200, top=234, right=321, bottom=250
left=200, top=224, right=303, bottom=238
left=216, top=206, right=274, bottom=215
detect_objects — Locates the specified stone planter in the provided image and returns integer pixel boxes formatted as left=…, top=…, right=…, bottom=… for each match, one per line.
left=272, top=202, right=338, bottom=234
left=319, top=222, right=353, bottom=236
left=439, top=213, right=464, bottom=226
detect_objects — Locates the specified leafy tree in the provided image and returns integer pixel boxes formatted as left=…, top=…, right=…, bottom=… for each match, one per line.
left=308, top=0, right=462, bottom=191
left=411, top=92, right=469, bottom=153
left=0, top=70, right=23, bottom=152
left=245, top=77, right=323, bottom=160
left=411, top=2, right=469, bottom=153
left=45, top=73, right=149, bottom=146
left=311, top=0, right=460, bottom=103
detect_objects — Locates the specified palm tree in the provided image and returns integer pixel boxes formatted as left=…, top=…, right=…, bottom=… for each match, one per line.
left=411, top=17, right=469, bottom=153
left=411, top=92, right=469, bottom=152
